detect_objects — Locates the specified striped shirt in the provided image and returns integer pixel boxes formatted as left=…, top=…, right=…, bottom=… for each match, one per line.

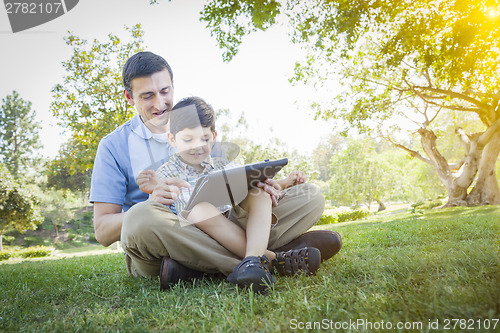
left=156, top=153, right=239, bottom=214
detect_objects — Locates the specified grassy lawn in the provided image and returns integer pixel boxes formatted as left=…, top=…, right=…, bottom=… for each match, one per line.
left=1, top=206, right=499, bottom=332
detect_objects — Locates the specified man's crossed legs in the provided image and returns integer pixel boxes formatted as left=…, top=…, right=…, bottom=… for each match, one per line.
left=121, top=183, right=342, bottom=290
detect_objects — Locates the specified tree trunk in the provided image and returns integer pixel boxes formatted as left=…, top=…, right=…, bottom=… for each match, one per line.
left=418, top=128, right=482, bottom=207
left=376, top=199, right=386, bottom=211
left=467, top=131, right=500, bottom=205
left=445, top=136, right=483, bottom=206
left=0, top=235, right=3, bottom=252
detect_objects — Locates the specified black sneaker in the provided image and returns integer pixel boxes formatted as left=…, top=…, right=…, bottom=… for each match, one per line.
left=227, top=256, right=275, bottom=293
left=271, top=247, right=321, bottom=276
left=160, top=257, right=205, bottom=290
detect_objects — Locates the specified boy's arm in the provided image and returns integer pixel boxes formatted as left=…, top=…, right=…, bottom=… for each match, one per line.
left=277, top=171, right=307, bottom=189
left=257, top=171, right=307, bottom=207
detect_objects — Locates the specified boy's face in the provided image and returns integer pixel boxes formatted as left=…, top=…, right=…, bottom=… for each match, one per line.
left=168, top=126, right=217, bottom=167
left=124, top=69, right=174, bottom=133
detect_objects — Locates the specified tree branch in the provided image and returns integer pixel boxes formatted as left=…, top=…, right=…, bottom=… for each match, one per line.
left=383, top=136, right=432, bottom=165
left=478, top=118, right=500, bottom=148
left=413, top=86, right=492, bottom=110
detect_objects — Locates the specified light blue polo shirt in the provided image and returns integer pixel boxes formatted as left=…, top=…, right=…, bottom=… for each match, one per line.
left=90, top=114, right=176, bottom=211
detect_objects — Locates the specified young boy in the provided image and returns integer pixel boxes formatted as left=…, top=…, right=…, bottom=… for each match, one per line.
left=137, top=97, right=320, bottom=293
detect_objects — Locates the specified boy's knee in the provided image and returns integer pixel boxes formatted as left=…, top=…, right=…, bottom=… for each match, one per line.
left=188, top=202, right=220, bottom=225
left=248, top=187, right=272, bottom=202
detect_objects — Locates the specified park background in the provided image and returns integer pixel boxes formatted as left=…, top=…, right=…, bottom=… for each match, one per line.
left=1, top=0, right=499, bottom=331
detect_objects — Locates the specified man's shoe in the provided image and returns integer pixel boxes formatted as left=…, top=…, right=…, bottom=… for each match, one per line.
left=160, top=257, right=206, bottom=290
left=274, top=230, right=342, bottom=262
left=272, top=247, right=321, bottom=276
left=227, top=256, right=274, bottom=293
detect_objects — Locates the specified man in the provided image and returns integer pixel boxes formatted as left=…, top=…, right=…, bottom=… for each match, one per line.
left=90, top=51, right=342, bottom=289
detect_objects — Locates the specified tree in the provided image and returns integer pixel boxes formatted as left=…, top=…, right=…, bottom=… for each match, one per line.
left=50, top=24, right=145, bottom=174
left=45, top=147, right=91, bottom=194
left=0, top=164, right=43, bottom=251
left=327, top=138, right=390, bottom=208
left=0, top=91, right=42, bottom=178
left=200, top=0, right=500, bottom=206
left=310, top=133, right=344, bottom=181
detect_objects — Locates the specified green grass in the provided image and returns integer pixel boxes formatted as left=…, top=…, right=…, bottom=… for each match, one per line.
left=1, top=206, right=499, bottom=332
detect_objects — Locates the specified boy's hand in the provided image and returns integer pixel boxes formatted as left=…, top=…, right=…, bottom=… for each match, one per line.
left=137, top=170, right=159, bottom=194
left=148, top=177, right=191, bottom=206
left=257, top=178, right=282, bottom=207
left=285, top=171, right=307, bottom=188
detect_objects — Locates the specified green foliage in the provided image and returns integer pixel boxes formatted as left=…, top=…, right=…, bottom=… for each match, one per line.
left=317, top=208, right=369, bottom=226
left=0, top=246, right=53, bottom=261
left=1, top=235, right=15, bottom=245
left=326, top=136, right=447, bottom=206
left=19, top=246, right=53, bottom=258
left=336, top=209, right=370, bottom=222
left=201, top=0, right=281, bottom=61
left=0, top=91, right=42, bottom=178
left=0, top=164, right=43, bottom=251
left=45, top=157, right=92, bottom=193
left=411, top=198, right=445, bottom=213
left=0, top=251, right=12, bottom=261
left=50, top=24, right=145, bottom=174
left=317, top=214, right=338, bottom=225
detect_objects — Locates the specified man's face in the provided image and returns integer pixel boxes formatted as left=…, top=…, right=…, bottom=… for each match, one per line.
left=169, top=126, right=216, bottom=167
left=124, top=69, right=174, bottom=133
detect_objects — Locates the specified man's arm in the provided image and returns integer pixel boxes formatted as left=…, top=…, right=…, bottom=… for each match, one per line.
left=94, top=202, right=125, bottom=247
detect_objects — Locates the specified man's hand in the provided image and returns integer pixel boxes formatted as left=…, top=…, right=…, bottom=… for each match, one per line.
left=137, top=170, right=159, bottom=194
left=148, top=177, right=190, bottom=206
left=257, top=178, right=282, bottom=207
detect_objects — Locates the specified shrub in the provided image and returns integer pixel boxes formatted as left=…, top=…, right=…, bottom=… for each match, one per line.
left=67, top=230, right=77, bottom=241
left=0, top=251, right=13, bottom=261
left=19, top=246, right=53, bottom=258
left=316, top=209, right=369, bottom=226
left=410, top=198, right=443, bottom=213
left=317, top=214, right=339, bottom=226
left=336, top=209, right=370, bottom=222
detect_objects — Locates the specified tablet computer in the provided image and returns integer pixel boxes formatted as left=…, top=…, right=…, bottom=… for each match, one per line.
left=244, top=158, right=289, bottom=189
left=184, top=158, right=288, bottom=210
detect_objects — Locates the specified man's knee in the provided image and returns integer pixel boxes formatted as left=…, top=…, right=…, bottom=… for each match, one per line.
left=122, top=201, right=177, bottom=243
left=290, top=183, right=325, bottom=209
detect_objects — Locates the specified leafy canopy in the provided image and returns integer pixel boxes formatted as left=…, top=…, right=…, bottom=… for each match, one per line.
left=201, top=0, right=500, bottom=132
left=50, top=24, right=145, bottom=174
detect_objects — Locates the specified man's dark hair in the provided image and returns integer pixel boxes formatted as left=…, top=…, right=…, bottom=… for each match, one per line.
left=122, top=51, right=173, bottom=96
left=170, top=97, right=216, bottom=136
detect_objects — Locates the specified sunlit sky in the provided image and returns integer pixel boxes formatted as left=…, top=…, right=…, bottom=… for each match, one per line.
left=0, top=0, right=335, bottom=158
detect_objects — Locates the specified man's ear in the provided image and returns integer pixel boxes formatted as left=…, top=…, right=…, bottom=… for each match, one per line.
left=212, top=130, right=217, bottom=142
left=124, top=90, right=135, bottom=106
left=168, top=132, right=176, bottom=147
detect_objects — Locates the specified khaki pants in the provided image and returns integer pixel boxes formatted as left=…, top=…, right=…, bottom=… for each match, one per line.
left=121, top=183, right=325, bottom=277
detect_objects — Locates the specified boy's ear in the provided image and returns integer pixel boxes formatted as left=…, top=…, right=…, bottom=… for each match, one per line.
left=168, top=132, right=176, bottom=147
left=212, top=130, right=217, bottom=141
left=124, top=90, right=135, bottom=106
